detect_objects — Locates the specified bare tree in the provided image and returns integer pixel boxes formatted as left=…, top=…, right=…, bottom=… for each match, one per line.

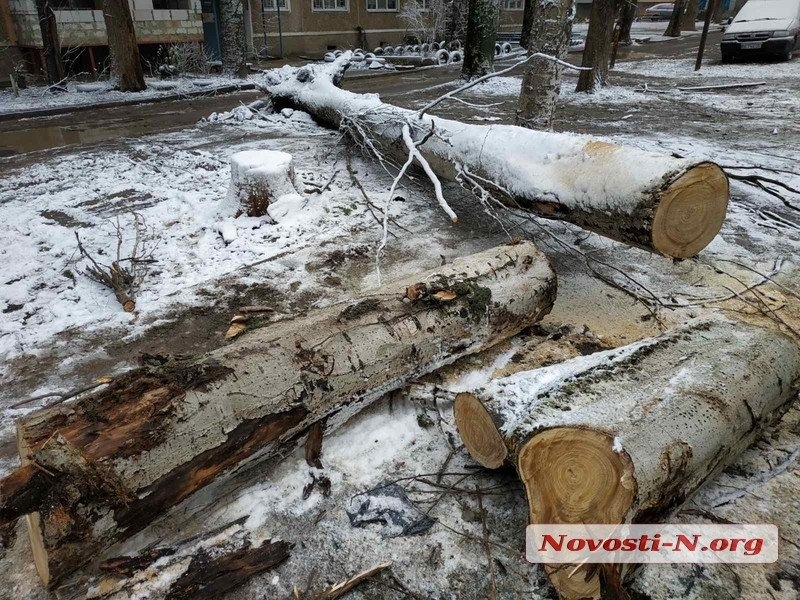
left=219, top=0, right=247, bottom=76
left=619, top=0, right=637, bottom=45
left=575, top=0, right=617, bottom=93
left=461, top=0, right=498, bottom=79
left=680, top=0, right=698, bottom=31
left=519, top=0, right=534, bottom=48
left=102, top=0, right=146, bottom=91
left=33, top=0, right=64, bottom=85
left=663, top=0, right=687, bottom=37
left=516, top=0, right=574, bottom=128
left=400, top=0, right=447, bottom=43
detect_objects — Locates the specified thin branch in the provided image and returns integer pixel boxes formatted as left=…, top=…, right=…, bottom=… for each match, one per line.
left=416, top=52, right=589, bottom=118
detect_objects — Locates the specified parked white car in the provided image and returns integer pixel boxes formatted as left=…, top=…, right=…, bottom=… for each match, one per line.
left=721, top=0, right=800, bottom=62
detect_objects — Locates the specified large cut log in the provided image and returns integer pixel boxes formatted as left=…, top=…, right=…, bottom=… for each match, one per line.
left=1, top=241, right=556, bottom=588
left=266, top=55, right=729, bottom=258
left=88, top=520, right=290, bottom=599
left=454, top=318, right=800, bottom=599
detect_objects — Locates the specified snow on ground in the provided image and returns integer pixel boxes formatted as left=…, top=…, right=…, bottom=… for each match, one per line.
left=0, top=75, right=250, bottom=116
left=614, top=56, right=800, bottom=79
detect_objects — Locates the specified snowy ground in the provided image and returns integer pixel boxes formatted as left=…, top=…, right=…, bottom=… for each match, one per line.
left=1, top=44, right=799, bottom=600
left=0, top=75, right=252, bottom=117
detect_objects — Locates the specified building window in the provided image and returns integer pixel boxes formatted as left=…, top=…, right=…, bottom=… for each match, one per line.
left=153, top=0, right=190, bottom=8
left=367, top=0, right=397, bottom=10
left=262, top=0, right=289, bottom=9
left=503, top=0, right=523, bottom=9
left=312, top=0, right=347, bottom=10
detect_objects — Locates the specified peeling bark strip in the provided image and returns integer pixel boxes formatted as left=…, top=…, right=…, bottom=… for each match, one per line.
left=454, top=318, right=800, bottom=599
left=267, top=56, right=729, bottom=258
left=4, top=242, right=556, bottom=588
left=88, top=522, right=291, bottom=600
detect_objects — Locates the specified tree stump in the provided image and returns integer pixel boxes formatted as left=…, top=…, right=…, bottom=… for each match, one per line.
left=230, top=150, right=302, bottom=218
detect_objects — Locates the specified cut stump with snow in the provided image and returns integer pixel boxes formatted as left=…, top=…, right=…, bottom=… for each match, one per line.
left=266, top=55, right=729, bottom=258
left=230, top=150, right=302, bottom=218
left=1, top=241, right=556, bottom=588
left=455, top=318, right=800, bottom=599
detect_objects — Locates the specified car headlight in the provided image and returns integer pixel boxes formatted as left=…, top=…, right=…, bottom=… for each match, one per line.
left=722, top=33, right=736, bottom=40
left=771, top=30, right=793, bottom=37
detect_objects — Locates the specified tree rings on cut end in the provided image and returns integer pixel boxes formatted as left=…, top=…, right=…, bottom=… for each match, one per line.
left=454, top=393, right=508, bottom=468
left=652, top=162, right=729, bottom=259
left=518, top=427, right=636, bottom=600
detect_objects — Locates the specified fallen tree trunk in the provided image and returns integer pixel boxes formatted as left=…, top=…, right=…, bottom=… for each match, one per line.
left=268, top=55, right=729, bottom=258
left=1, top=241, right=556, bottom=588
left=454, top=318, right=800, bottom=599
left=88, top=520, right=290, bottom=599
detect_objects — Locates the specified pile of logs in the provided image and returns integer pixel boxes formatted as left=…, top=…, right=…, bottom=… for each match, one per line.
left=2, top=56, right=798, bottom=600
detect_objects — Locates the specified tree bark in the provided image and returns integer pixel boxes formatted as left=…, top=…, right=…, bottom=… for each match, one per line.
left=619, top=0, right=637, bottom=45
left=516, top=0, right=574, bottom=129
left=461, top=0, right=498, bottom=79
left=88, top=522, right=291, bottom=600
left=268, top=57, right=729, bottom=258
left=664, top=0, right=687, bottom=37
left=33, top=0, right=64, bottom=85
left=1, top=242, right=556, bottom=588
left=102, top=0, right=146, bottom=92
left=680, top=0, right=698, bottom=31
left=711, top=0, right=724, bottom=23
left=218, top=0, right=247, bottom=76
left=519, top=0, right=535, bottom=49
left=575, top=0, right=616, bottom=92
left=454, top=318, right=800, bottom=599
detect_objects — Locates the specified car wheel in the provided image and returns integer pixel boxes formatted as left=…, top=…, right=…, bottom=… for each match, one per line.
left=721, top=52, right=733, bottom=64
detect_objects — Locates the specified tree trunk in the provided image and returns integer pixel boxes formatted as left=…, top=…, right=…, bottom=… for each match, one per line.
left=1, top=242, right=556, bottom=588
left=575, top=0, right=616, bottom=93
left=680, top=0, right=698, bottom=31
left=461, top=0, right=498, bottom=79
left=619, top=0, right=637, bottom=45
left=33, top=0, right=64, bottom=85
left=712, top=0, right=724, bottom=23
left=664, top=0, right=687, bottom=37
left=218, top=0, right=247, bottom=76
left=454, top=318, right=800, bottom=599
left=102, top=0, right=146, bottom=92
left=519, top=0, right=535, bottom=49
left=268, top=57, right=729, bottom=258
left=88, top=522, right=290, bottom=600
left=516, top=0, right=574, bottom=129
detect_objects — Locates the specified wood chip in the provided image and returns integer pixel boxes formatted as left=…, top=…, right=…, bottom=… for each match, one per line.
left=225, top=323, right=247, bottom=339
left=313, top=562, right=392, bottom=600
left=433, top=290, right=457, bottom=301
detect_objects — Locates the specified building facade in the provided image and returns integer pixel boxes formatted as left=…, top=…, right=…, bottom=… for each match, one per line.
left=0, top=0, right=523, bottom=83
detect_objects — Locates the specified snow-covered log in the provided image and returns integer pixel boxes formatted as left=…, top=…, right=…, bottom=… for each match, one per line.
left=454, top=318, right=800, bottom=599
left=88, top=522, right=290, bottom=600
left=230, top=150, right=302, bottom=218
left=1, top=241, right=556, bottom=588
left=266, top=55, right=729, bottom=258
